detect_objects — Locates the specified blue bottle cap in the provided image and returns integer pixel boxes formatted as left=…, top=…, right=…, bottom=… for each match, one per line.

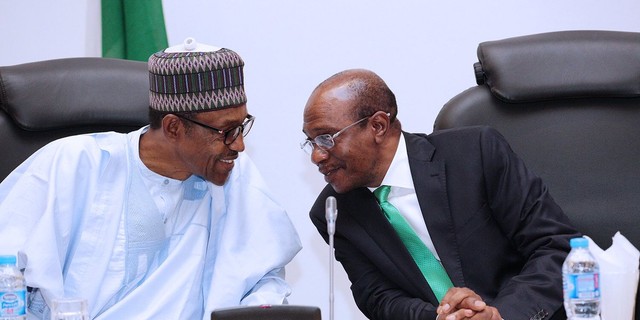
left=0, top=255, right=17, bottom=265
left=569, top=237, right=589, bottom=248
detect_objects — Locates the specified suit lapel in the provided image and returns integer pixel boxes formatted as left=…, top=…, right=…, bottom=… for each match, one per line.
left=342, top=188, right=437, bottom=301
left=404, top=132, right=465, bottom=288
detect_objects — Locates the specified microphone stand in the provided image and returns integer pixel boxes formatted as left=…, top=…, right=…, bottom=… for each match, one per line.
left=329, top=229, right=335, bottom=320
left=325, top=196, right=337, bottom=320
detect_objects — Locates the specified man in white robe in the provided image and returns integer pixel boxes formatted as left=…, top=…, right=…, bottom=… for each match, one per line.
left=0, top=40, right=302, bottom=320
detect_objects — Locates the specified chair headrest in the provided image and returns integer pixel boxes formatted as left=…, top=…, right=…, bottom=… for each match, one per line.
left=0, top=57, right=149, bottom=131
left=475, top=30, right=640, bottom=103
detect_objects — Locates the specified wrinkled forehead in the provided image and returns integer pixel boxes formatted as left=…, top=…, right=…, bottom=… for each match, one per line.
left=198, top=104, right=249, bottom=125
left=303, top=93, right=358, bottom=137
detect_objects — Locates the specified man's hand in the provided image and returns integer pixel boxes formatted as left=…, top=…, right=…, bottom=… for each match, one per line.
left=436, top=287, right=502, bottom=320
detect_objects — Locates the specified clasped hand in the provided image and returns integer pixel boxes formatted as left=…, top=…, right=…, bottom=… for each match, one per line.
left=436, top=287, right=502, bottom=320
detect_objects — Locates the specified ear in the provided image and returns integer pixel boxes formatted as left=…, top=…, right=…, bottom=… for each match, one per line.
left=370, top=111, right=391, bottom=143
left=162, top=114, right=183, bottom=141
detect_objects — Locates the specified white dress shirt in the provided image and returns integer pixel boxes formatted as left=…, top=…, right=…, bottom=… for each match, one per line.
left=369, top=133, right=442, bottom=260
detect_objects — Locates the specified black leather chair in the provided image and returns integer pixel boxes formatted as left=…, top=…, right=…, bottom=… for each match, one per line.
left=0, top=57, right=149, bottom=181
left=434, top=30, right=640, bottom=319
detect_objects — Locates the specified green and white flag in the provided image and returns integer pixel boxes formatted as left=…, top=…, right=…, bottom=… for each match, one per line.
left=101, top=0, right=168, bottom=61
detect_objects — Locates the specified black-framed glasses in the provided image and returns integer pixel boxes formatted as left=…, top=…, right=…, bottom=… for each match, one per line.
left=300, top=113, right=389, bottom=155
left=175, top=114, right=255, bottom=145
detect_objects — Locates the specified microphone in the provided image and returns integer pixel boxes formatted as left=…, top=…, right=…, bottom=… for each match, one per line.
left=325, top=196, right=338, bottom=320
left=325, top=196, right=338, bottom=236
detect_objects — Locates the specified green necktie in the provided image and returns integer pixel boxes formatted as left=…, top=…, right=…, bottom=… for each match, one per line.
left=374, top=185, right=453, bottom=302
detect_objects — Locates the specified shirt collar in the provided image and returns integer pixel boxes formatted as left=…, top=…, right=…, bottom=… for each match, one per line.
left=370, top=133, right=415, bottom=192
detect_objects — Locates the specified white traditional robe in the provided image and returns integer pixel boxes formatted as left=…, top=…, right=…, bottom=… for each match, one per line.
left=0, top=127, right=302, bottom=320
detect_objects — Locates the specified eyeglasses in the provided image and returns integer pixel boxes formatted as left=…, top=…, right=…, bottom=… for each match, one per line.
left=300, top=113, right=388, bottom=155
left=175, top=114, right=255, bottom=145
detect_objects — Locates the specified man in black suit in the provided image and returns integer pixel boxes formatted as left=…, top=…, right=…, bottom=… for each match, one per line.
left=301, top=69, right=581, bottom=320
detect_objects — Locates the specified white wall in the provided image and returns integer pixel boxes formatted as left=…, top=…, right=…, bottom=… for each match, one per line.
left=2, top=1, right=639, bottom=319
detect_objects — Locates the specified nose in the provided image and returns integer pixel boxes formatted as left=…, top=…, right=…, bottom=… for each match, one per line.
left=310, top=145, right=329, bottom=165
left=228, top=134, right=246, bottom=152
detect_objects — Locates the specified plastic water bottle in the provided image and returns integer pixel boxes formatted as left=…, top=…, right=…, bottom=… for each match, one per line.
left=563, top=237, right=601, bottom=320
left=0, top=255, right=26, bottom=320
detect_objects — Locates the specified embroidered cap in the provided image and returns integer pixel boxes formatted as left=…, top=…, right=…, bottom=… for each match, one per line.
left=148, top=38, right=247, bottom=112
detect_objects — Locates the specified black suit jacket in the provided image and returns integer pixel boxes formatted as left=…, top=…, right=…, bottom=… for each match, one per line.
left=310, top=126, right=581, bottom=320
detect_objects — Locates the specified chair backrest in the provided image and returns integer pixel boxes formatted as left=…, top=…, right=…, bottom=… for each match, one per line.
left=210, top=305, right=322, bottom=320
left=434, top=30, right=640, bottom=319
left=0, top=57, right=149, bottom=181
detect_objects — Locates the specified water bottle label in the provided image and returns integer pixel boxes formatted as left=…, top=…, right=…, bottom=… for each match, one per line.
left=566, top=273, right=601, bottom=299
left=0, top=290, right=26, bottom=316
